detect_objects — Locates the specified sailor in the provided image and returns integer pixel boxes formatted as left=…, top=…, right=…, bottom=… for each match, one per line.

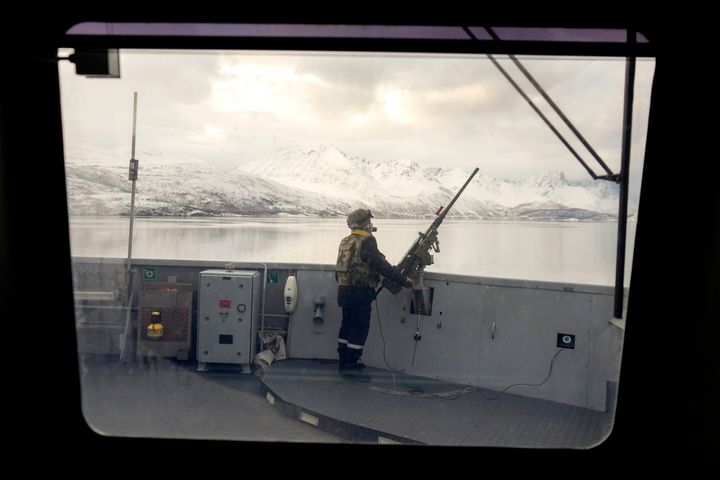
left=335, top=208, right=412, bottom=381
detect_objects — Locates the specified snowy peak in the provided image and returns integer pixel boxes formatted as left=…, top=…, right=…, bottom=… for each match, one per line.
left=280, top=144, right=355, bottom=170
left=523, top=170, right=569, bottom=190
left=65, top=144, right=628, bottom=220
left=243, top=145, right=372, bottom=184
left=374, top=158, right=422, bottom=179
left=272, top=145, right=357, bottom=169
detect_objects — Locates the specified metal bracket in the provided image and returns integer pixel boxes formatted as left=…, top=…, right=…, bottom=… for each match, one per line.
left=609, top=316, right=626, bottom=330
left=596, top=173, right=621, bottom=183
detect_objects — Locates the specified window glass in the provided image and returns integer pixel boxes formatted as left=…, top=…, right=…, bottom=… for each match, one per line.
left=60, top=47, right=654, bottom=447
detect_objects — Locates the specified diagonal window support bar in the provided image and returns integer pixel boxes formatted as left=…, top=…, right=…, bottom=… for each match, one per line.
left=482, top=50, right=602, bottom=180
left=463, top=25, right=637, bottom=320
left=485, top=27, right=616, bottom=178
left=463, top=25, right=621, bottom=183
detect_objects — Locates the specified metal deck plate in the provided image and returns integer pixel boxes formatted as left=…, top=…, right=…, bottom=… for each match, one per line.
left=78, top=355, right=342, bottom=443
left=261, top=359, right=614, bottom=447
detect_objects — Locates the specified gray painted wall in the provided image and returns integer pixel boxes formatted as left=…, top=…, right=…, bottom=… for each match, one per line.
left=71, top=258, right=625, bottom=411
left=287, top=269, right=625, bottom=411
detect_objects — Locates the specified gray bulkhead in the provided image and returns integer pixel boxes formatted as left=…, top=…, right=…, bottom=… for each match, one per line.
left=72, top=257, right=624, bottom=412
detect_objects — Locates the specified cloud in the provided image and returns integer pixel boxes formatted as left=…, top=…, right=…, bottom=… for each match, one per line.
left=59, top=49, right=654, bottom=184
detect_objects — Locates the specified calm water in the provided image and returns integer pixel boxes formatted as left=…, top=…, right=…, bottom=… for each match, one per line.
left=69, top=216, right=636, bottom=286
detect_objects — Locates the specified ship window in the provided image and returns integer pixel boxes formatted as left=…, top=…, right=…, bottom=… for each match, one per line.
left=60, top=25, right=655, bottom=448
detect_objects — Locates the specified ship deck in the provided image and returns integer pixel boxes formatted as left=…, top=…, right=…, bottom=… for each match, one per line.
left=80, top=355, right=613, bottom=447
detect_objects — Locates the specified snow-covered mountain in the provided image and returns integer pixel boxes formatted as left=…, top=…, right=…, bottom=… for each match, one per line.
left=64, top=144, right=628, bottom=220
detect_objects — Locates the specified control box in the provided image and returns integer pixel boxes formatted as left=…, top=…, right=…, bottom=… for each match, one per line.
left=197, top=269, right=260, bottom=372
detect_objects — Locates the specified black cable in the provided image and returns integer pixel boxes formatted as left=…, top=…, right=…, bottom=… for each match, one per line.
left=373, top=296, right=565, bottom=402
left=361, top=342, right=565, bottom=402
left=410, top=313, right=422, bottom=366
left=374, top=299, right=459, bottom=395
left=373, top=299, right=406, bottom=373
left=420, top=348, right=565, bottom=401
left=474, top=348, right=565, bottom=401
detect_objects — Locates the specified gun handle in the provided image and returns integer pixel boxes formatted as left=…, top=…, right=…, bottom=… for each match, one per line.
left=384, top=282, right=403, bottom=295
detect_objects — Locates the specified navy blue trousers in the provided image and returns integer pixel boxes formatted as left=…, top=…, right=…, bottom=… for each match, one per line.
left=338, top=306, right=371, bottom=364
left=337, top=286, right=374, bottom=364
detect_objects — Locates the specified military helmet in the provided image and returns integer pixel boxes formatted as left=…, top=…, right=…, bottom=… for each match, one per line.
left=347, top=208, right=374, bottom=228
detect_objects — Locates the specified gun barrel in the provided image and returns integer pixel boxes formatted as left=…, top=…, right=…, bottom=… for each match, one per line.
left=434, top=167, right=479, bottom=225
left=376, top=167, right=479, bottom=297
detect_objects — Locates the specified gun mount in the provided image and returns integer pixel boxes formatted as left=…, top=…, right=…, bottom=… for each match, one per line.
left=377, top=167, right=479, bottom=314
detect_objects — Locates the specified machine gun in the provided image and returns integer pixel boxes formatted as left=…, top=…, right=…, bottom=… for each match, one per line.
left=377, top=167, right=479, bottom=314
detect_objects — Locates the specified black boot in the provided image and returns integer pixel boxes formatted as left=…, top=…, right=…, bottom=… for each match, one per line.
left=340, top=348, right=370, bottom=381
left=342, top=369, right=371, bottom=382
left=338, top=344, right=351, bottom=374
left=339, top=362, right=371, bottom=382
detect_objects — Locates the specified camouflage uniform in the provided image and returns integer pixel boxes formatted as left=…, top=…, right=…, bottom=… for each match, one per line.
left=335, top=209, right=407, bottom=374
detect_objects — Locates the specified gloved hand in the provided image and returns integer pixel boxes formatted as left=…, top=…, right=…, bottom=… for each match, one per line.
left=404, top=277, right=414, bottom=288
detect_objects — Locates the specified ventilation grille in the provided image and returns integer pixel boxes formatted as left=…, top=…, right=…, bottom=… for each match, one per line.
left=139, top=306, right=189, bottom=343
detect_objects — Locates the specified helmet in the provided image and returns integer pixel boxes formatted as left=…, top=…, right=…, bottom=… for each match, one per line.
left=347, top=208, right=374, bottom=229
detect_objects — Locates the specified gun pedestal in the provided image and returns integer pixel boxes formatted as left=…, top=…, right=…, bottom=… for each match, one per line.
left=410, top=270, right=434, bottom=316
left=411, top=287, right=433, bottom=316
left=376, top=167, right=478, bottom=310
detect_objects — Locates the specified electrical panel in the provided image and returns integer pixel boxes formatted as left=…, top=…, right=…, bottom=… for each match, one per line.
left=197, top=269, right=260, bottom=372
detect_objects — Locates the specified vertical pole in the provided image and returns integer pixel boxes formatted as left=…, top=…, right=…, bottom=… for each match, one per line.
left=127, top=92, right=138, bottom=274
left=121, top=92, right=139, bottom=358
left=614, top=39, right=636, bottom=319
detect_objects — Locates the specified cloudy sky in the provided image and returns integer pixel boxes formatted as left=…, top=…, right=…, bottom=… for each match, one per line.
left=58, top=49, right=655, bottom=185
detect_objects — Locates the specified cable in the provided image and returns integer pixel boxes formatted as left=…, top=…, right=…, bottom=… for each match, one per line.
left=411, top=339, right=419, bottom=366
left=373, top=298, right=406, bottom=373
left=410, top=313, right=421, bottom=366
left=373, top=291, right=565, bottom=401
left=421, top=349, right=565, bottom=401
left=372, top=289, right=456, bottom=395
left=473, top=348, right=565, bottom=401
left=372, top=296, right=488, bottom=399
left=365, top=383, right=475, bottom=399
left=359, top=339, right=565, bottom=402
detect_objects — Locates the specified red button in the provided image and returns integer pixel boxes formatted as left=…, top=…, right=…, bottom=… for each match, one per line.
left=219, top=299, right=231, bottom=308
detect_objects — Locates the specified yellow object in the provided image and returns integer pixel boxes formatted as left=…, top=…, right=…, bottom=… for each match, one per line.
left=147, top=322, right=164, bottom=338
